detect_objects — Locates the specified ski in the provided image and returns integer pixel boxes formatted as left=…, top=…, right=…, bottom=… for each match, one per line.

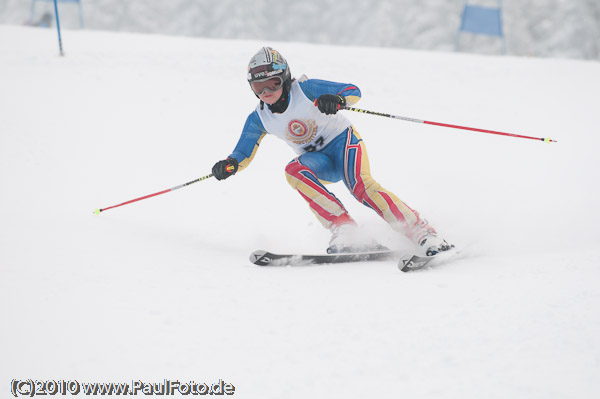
left=398, top=249, right=459, bottom=272
left=250, top=249, right=399, bottom=266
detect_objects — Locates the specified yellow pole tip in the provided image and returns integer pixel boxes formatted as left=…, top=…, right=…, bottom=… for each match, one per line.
left=94, top=208, right=101, bottom=215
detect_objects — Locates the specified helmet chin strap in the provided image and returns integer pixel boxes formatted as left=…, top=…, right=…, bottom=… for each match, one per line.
left=267, top=91, right=288, bottom=113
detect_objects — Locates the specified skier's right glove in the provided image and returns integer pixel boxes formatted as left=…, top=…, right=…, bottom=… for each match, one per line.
left=212, top=157, right=239, bottom=180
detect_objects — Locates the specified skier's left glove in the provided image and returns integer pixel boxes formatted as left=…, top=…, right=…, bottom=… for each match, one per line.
left=212, top=157, right=239, bottom=180
left=315, top=94, right=346, bottom=115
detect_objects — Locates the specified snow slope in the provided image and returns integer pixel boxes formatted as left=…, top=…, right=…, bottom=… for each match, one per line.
left=1, top=25, right=600, bottom=398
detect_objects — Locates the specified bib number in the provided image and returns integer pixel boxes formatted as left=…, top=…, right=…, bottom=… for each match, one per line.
left=303, top=136, right=325, bottom=152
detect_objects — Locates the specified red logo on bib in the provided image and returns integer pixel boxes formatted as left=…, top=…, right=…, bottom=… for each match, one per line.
left=287, top=119, right=317, bottom=144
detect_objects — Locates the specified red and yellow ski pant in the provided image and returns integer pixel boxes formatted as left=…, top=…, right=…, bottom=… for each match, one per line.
left=284, top=127, right=435, bottom=244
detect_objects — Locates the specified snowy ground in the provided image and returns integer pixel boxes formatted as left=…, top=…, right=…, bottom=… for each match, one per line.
left=1, top=25, right=600, bottom=398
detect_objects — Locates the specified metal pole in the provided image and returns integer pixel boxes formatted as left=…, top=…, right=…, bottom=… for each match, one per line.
left=343, top=106, right=557, bottom=143
left=94, top=174, right=214, bottom=214
left=53, top=0, right=64, bottom=56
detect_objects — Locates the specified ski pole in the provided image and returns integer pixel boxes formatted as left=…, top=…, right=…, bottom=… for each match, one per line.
left=94, top=174, right=213, bottom=215
left=343, top=106, right=557, bottom=143
left=52, top=0, right=64, bottom=56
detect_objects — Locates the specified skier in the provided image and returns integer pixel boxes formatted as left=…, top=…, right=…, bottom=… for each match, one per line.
left=212, top=47, right=452, bottom=256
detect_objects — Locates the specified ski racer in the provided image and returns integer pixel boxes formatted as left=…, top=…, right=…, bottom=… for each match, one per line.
left=212, top=47, right=452, bottom=256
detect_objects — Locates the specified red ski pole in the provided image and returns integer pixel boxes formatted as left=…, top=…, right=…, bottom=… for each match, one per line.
left=343, top=106, right=557, bottom=143
left=94, top=173, right=213, bottom=214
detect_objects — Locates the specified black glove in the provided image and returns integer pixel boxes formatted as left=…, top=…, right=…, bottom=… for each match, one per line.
left=212, top=157, right=239, bottom=180
left=314, top=94, right=346, bottom=115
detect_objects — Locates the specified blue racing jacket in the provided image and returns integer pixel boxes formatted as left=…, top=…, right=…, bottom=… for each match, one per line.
left=229, top=77, right=361, bottom=171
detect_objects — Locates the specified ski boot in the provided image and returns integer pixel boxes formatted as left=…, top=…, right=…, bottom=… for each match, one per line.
left=418, top=233, right=454, bottom=256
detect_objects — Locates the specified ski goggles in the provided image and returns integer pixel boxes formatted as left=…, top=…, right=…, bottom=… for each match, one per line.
left=250, top=76, right=283, bottom=96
